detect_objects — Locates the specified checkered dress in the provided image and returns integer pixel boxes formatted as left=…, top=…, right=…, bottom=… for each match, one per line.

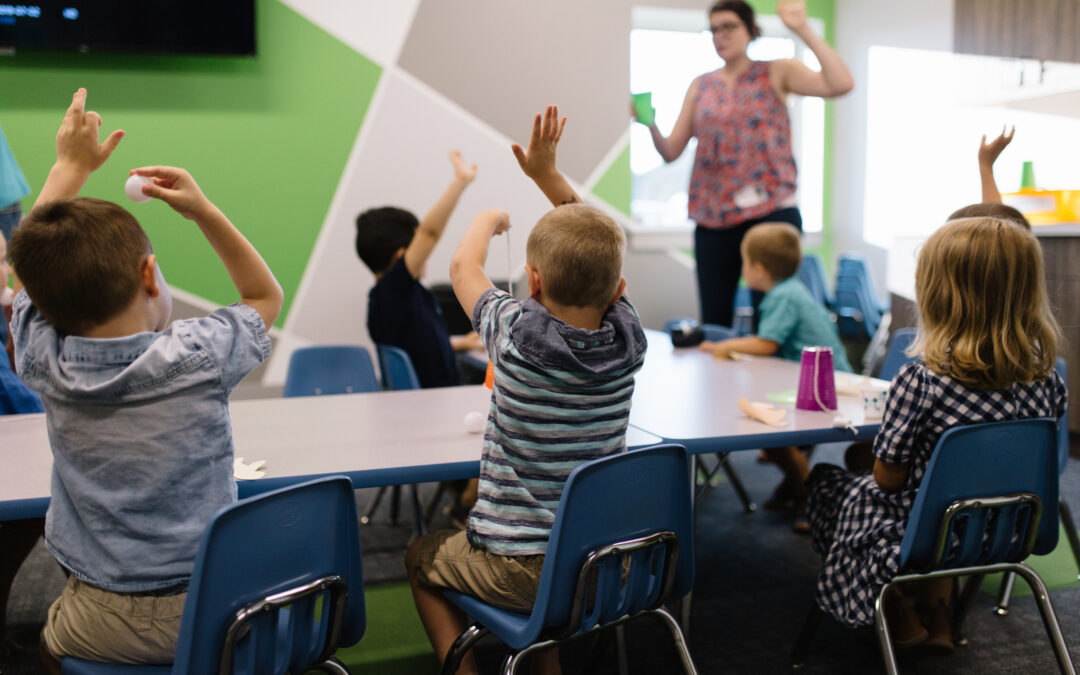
left=806, top=360, right=1067, bottom=628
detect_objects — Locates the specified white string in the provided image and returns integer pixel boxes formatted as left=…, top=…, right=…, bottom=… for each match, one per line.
left=812, top=349, right=838, bottom=415
left=505, top=229, right=513, bottom=298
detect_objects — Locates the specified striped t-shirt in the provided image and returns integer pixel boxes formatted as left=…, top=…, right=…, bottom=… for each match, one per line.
left=466, top=289, right=648, bottom=556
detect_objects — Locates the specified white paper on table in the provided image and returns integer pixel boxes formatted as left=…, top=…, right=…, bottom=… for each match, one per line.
left=738, top=397, right=789, bottom=427
left=234, top=456, right=267, bottom=480
left=834, top=373, right=890, bottom=397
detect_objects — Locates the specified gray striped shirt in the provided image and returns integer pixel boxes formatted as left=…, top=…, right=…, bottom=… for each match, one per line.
left=466, top=289, right=647, bottom=555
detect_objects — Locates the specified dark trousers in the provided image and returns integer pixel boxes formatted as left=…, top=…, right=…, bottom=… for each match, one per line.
left=694, top=207, right=803, bottom=328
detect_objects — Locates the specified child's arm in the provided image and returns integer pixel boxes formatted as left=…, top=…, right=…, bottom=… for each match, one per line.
left=511, top=105, right=582, bottom=207
left=449, top=331, right=484, bottom=352
left=403, top=151, right=477, bottom=279
left=132, top=166, right=283, bottom=329
left=978, top=126, right=1014, bottom=204
left=14, top=88, right=125, bottom=296
left=873, top=459, right=909, bottom=493
left=635, top=81, right=698, bottom=163
left=699, top=336, right=779, bottom=359
left=450, top=209, right=510, bottom=318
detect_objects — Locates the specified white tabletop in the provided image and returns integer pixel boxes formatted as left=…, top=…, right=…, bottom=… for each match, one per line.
left=0, top=385, right=665, bottom=520
left=630, top=330, right=880, bottom=453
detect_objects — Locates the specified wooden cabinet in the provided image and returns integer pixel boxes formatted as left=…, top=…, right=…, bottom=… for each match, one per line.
left=955, top=0, right=1080, bottom=64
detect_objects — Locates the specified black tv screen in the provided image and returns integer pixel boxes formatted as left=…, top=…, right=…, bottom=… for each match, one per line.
left=0, top=2, right=256, bottom=56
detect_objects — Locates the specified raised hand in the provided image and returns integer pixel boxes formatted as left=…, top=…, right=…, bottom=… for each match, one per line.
left=511, top=105, right=566, bottom=181
left=450, top=150, right=478, bottom=184
left=55, top=88, right=125, bottom=175
left=129, top=166, right=213, bottom=221
left=979, top=126, right=1015, bottom=168
left=777, top=0, right=809, bottom=34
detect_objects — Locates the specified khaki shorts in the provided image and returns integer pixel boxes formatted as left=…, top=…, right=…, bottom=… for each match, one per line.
left=41, top=576, right=186, bottom=664
left=411, top=528, right=544, bottom=613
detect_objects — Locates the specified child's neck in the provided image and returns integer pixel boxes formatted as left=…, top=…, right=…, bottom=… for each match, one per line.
left=539, top=298, right=607, bottom=331
left=81, top=300, right=162, bottom=339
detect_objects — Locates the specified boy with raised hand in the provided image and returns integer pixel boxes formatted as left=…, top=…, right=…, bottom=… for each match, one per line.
left=405, top=105, right=647, bottom=675
left=9, top=89, right=282, bottom=671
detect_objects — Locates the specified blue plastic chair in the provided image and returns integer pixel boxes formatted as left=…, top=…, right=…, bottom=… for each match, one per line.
left=797, top=254, right=832, bottom=308
left=876, top=328, right=917, bottom=381
left=366, top=345, right=425, bottom=534
left=834, top=275, right=882, bottom=340
left=995, top=358, right=1080, bottom=614
left=837, top=254, right=888, bottom=313
left=792, top=419, right=1075, bottom=674
left=62, top=475, right=366, bottom=675
left=441, top=444, right=698, bottom=675
left=283, top=346, right=379, bottom=397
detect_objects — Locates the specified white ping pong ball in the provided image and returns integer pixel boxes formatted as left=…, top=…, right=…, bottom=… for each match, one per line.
left=464, top=411, right=485, bottom=434
left=125, top=175, right=153, bottom=203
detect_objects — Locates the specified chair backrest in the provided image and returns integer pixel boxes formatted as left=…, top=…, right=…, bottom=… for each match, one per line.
left=172, top=476, right=365, bottom=675
left=877, top=328, right=917, bottom=381
left=898, top=419, right=1059, bottom=574
left=525, top=444, right=694, bottom=638
left=837, top=254, right=883, bottom=308
left=797, top=254, right=830, bottom=307
left=1055, top=358, right=1069, bottom=476
left=283, top=346, right=379, bottom=397
left=376, top=344, right=421, bottom=391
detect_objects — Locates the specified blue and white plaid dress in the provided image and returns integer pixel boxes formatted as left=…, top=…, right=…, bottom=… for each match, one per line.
left=807, top=360, right=1067, bottom=627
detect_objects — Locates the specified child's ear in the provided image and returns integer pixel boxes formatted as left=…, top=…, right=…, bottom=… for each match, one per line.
left=141, top=254, right=161, bottom=298
left=608, top=277, right=627, bottom=306
left=526, top=264, right=542, bottom=300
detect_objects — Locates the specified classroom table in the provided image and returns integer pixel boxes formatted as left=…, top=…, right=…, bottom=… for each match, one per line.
left=0, top=385, right=664, bottom=521
left=630, top=329, right=881, bottom=453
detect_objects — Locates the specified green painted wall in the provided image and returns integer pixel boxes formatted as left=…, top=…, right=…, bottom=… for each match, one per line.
left=0, top=0, right=381, bottom=326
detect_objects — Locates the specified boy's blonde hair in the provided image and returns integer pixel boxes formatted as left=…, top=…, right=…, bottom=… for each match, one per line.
left=913, top=217, right=1059, bottom=390
left=741, top=222, right=801, bottom=281
left=526, top=204, right=625, bottom=308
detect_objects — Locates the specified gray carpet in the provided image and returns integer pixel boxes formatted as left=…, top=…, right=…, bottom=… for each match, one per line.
left=4, top=445, right=1079, bottom=674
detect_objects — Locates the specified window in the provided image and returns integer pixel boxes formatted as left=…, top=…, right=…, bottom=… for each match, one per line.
left=629, top=7, right=824, bottom=233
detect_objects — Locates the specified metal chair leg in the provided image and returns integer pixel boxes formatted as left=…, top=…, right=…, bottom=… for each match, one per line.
left=359, top=486, right=388, bottom=525
left=389, top=485, right=402, bottom=525
left=874, top=583, right=902, bottom=675
left=308, top=656, right=350, bottom=674
left=953, top=573, right=984, bottom=645
left=442, top=624, right=489, bottom=675
left=1059, top=497, right=1080, bottom=580
left=718, top=455, right=757, bottom=513
left=648, top=607, right=699, bottom=675
left=1009, top=563, right=1077, bottom=675
left=791, top=603, right=824, bottom=669
left=994, top=571, right=1017, bottom=616
left=615, top=624, right=630, bottom=675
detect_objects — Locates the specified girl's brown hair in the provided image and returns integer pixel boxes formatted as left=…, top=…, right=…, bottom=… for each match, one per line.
left=913, top=217, right=1060, bottom=389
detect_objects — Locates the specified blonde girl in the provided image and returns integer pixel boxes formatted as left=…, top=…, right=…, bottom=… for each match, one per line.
left=805, top=218, right=1066, bottom=652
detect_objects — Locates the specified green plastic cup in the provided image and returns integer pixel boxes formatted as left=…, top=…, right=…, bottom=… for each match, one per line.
left=1021, top=161, right=1036, bottom=190
left=632, top=92, right=655, bottom=126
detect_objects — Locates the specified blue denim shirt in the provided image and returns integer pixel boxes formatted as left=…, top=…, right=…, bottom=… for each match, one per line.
left=11, top=290, right=271, bottom=592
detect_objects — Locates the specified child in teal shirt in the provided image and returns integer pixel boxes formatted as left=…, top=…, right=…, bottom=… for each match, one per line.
left=701, top=222, right=851, bottom=531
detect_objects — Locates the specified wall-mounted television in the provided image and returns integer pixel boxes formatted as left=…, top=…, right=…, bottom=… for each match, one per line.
left=0, top=2, right=256, bottom=56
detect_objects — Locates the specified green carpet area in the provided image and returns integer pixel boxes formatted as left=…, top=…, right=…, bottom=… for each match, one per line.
left=324, top=582, right=439, bottom=673
left=980, top=524, right=1080, bottom=597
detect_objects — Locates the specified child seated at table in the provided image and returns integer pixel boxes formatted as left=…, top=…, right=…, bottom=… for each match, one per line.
left=700, top=223, right=852, bottom=531
left=355, top=150, right=483, bottom=390
left=405, top=105, right=647, bottom=675
left=9, top=89, right=282, bottom=671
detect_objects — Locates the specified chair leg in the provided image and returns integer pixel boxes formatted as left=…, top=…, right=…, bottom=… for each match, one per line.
left=954, top=573, right=984, bottom=645
left=442, top=624, right=489, bottom=675
left=409, top=484, right=426, bottom=538
left=1008, top=563, right=1077, bottom=675
left=390, top=485, right=402, bottom=525
left=1060, top=498, right=1080, bottom=580
left=648, top=607, right=699, bottom=674
left=360, top=486, right=389, bottom=525
left=717, top=454, right=757, bottom=513
left=874, top=583, right=902, bottom=675
left=790, top=603, right=824, bottom=669
left=308, top=656, right=350, bottom=674
left=993, top=571, right=1017, bottom=616
left=615, top=624, right=630, bottom=675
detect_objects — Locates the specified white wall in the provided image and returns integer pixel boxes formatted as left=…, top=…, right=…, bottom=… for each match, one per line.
left=830, top=0, right=954, bottom=299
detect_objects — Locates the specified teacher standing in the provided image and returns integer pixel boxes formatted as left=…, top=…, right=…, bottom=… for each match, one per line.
left=637, top=0, right=852, bottom=327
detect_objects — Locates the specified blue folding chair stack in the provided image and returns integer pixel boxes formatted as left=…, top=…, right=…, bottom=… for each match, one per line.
left=62, top=476, right=366, bottom=675
left=833, top=254, right=889, bottom=342
left=283, top=346, right=380, bottom=398
left=441, top=444, right=698, bottom=675
left=367, top=345, right=425, bottom=535
left=796, top=253, right=832, bottom=308
left=792, top=419, right=1076, bottom=674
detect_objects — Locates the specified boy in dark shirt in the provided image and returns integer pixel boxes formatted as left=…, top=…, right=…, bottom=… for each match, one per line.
left=356, top=151, right=482, bottom=388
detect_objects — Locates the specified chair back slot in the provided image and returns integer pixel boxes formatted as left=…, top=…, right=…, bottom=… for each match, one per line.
left=926, top=494, right=1042, bottom=572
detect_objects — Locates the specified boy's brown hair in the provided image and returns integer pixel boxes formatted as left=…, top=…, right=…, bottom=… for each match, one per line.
left=11, top=197, right=151, bottom=336
left=741, top=222, right=801, bottom=281
left=526, top=204, right=625, bottom=309
left=914, top=217, right=1059, bottom=390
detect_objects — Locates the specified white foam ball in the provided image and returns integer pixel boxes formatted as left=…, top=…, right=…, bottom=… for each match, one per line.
left=125, top=175, right=153, bottom=203
left=463, top=411, right=485, bottom=434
